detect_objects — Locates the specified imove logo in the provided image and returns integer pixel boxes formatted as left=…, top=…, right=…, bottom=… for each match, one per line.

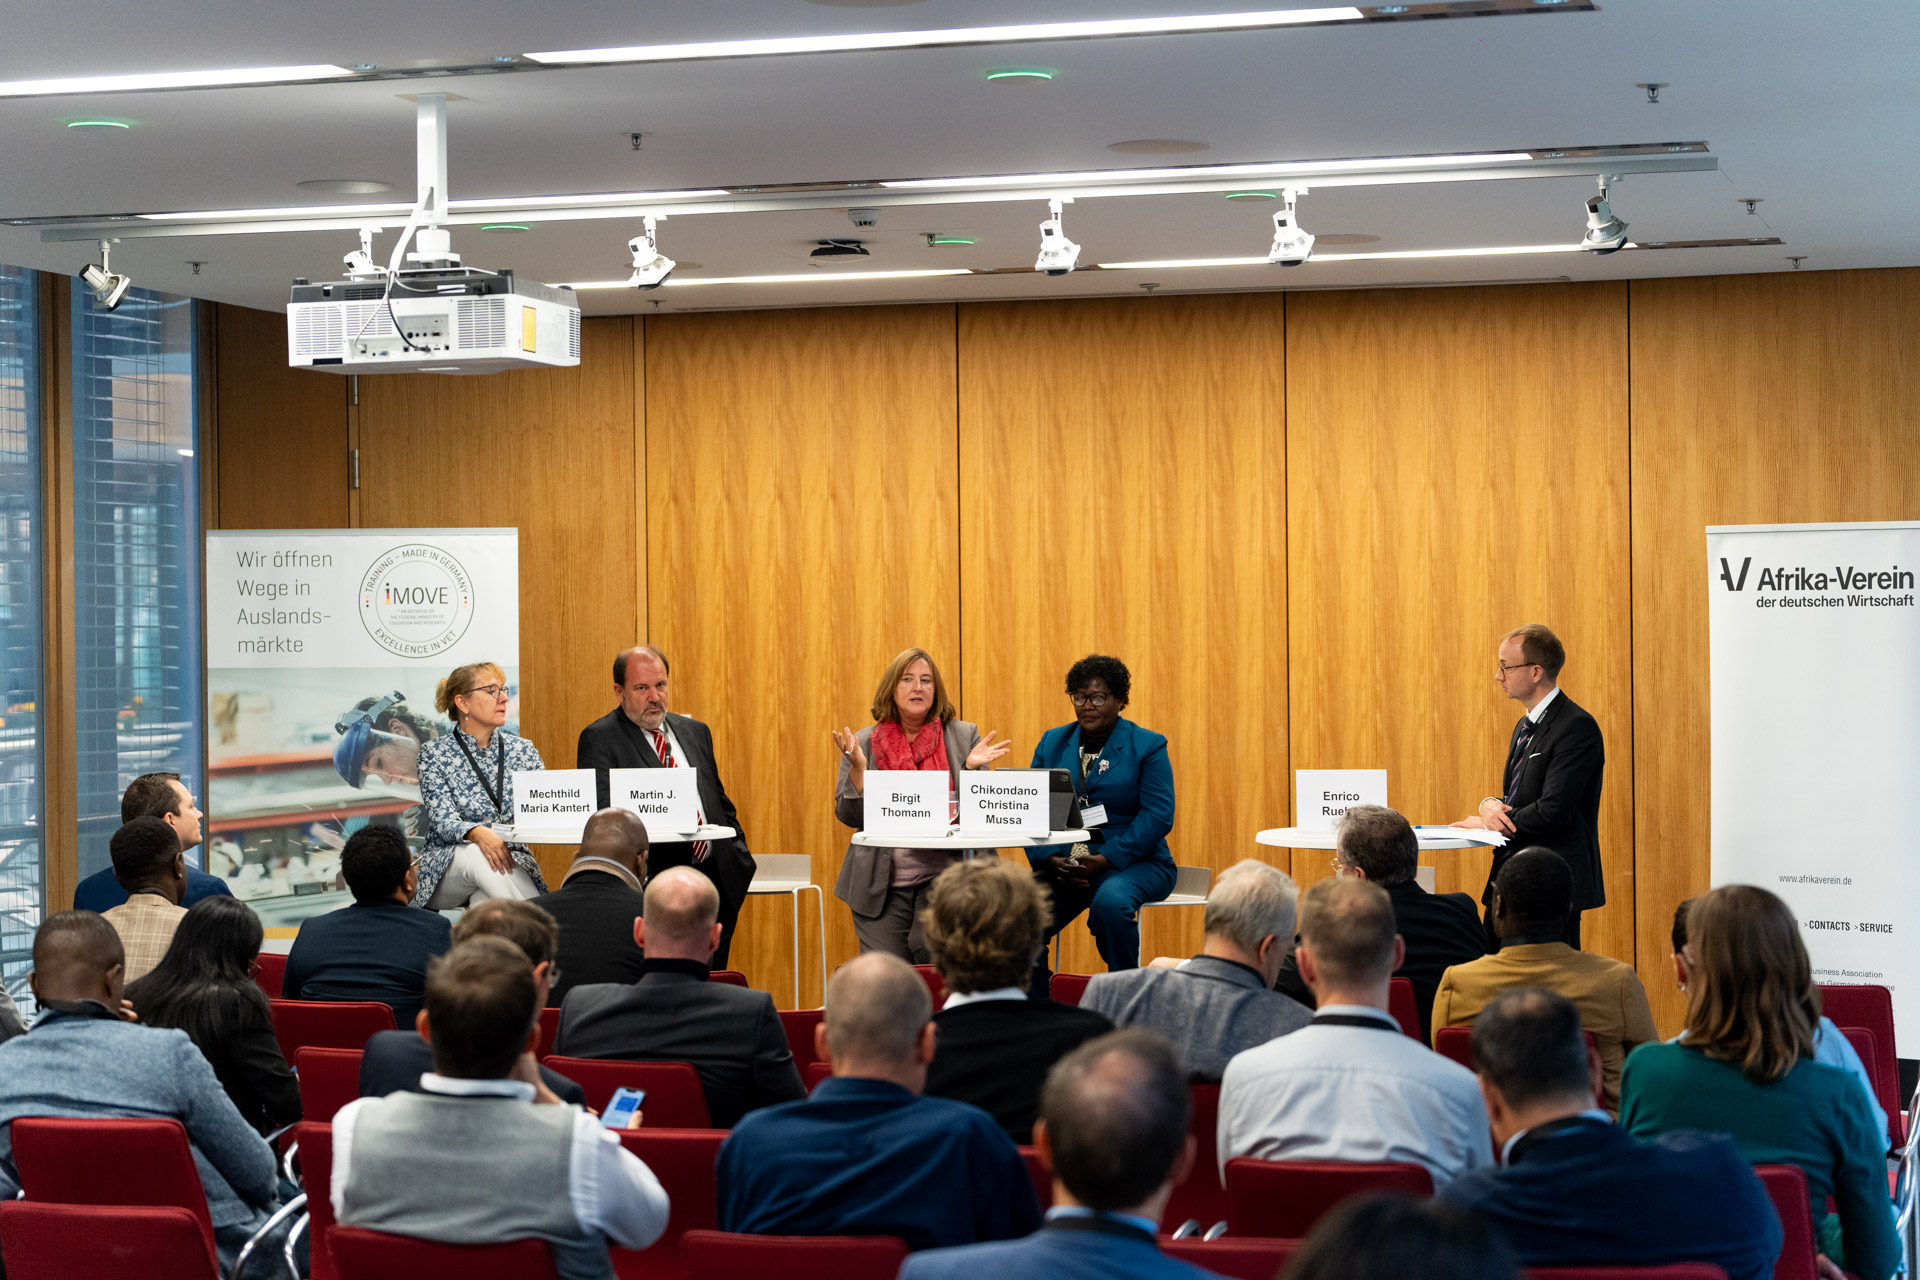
left=359, top=543, right=476, bottom=658
left=1718, top=557, right=1751, bottom=591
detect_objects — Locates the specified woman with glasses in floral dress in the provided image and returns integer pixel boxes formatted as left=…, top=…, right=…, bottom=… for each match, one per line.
left=413, top=661, right=549, bottom=907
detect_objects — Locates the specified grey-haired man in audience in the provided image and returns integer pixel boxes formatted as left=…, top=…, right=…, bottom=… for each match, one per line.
left=1081, top=860, right=1310, bottom=1080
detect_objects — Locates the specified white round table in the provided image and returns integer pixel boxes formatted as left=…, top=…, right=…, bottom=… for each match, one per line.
left=501, top=823, right=737, bottom=846
left=1254, top=826, right=1499, bottom=852
left=849, top=829, right=1092, bottom=850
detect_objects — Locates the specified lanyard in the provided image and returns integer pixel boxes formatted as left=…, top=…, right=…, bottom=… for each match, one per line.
left=454, top=731, right=506, bottom=816
left=1310, top=1013, right=1402, bottom=1031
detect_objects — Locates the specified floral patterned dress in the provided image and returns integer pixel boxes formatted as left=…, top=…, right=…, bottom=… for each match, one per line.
left=412, top=725, right=550, bottom=905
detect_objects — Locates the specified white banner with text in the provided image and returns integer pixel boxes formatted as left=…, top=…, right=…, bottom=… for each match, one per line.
left=1708, top=520, right=1920, bottom=1052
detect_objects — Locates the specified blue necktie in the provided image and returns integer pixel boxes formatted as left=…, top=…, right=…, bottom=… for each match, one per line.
left=1504, top=720, right=1536, bottom=804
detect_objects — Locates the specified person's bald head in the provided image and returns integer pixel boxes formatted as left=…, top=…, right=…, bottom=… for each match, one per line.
left=823, top=953, right=934, bottom=1085
left=636, top=866, right=720, bottom=962
left=30, top=911, right=127, bottom=1009
left=576, top=807, right=649, bottom=877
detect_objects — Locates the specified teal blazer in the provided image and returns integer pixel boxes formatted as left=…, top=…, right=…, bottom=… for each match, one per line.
left=1026, top=717, right=1174, bottom=872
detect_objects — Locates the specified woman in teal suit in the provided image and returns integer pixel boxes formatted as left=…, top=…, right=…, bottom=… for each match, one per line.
left=1028, top=654, right=1176, bottom=975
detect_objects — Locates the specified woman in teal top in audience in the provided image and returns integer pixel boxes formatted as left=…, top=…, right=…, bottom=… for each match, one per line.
left=1619, top=886, right=1896, bottom=1280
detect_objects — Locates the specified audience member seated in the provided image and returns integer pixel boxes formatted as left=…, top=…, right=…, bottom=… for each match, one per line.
left=1438, top=987, right=1780, bottom=1280
left=332, top=937, right=668, bottom=1280
left=73, top=772, right=232, bottom=913
left=1621, top=885, right=1898, bottom=1280
left=1279, top=1194, right=1519, bottom=1280
left=923, top=860, right=1112, bottom=1142
left=556, top=866, right=804, bottom=1127
left=125, top=896, right=302, bottom=1134
left=360, top=899, right=587, bottom=1108
left=903, top=1029, right=1208, bottom=1280
left=1085, top=860, right=1309, bottom=1081
left=1274, top=805, right=1487, bottom=1040
left=1670, top=896, right=1886, bottom=1140
left=100, top=816, right=189, bottom=982
left=283, top=824, right=452, bottom=1029
left=1430, top=848, right=1654, bottom=1112
left=0, top=988, right=22, bottom=1044
left=0, top=912, right=281, bottom=1272
left=1219, top=877, right=1492, bottom=1187
left=529, top=808, right=650, bottom=1005
left=717, top=952, right=1042, bottom=1249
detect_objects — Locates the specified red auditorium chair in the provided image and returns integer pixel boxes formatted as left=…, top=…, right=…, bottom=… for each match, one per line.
left=1162, top=1083, right=1226, bottom=1230
left=329, top=1226, right=561, bottom=1279
left=0, top=1201, right=218, bottom=1280
left=1388, top=976, right=1421, bottom=1039
left=1529, top=1269, right=1729, bottom=1280
left=296, top=1121, right=340, bottom=1280
left=541, top=1056, right=711, bottom=1124
left=1818, top=983, right=1904, bottom=1146
left=9, top=1116, right=221, bottom=1268
left=805, top=1061, right=833, bottom=1090
left=1050, top=973, right=1091, bottom=1006
left=911, top=964, right=946, bottom=1006
left=612, top=1129, right=727, bottom=1280
left=538, top=1006, right=561, bottom=1058
left=298, top=1046, right=366, bottom=1122
left=1017, top=1145, right=1055, bottom=1209
left=1838, top=1024, right=1903, bottom=1152
left=1224, top=1157, right=1433, bottom=1237
left=1162, top=1236, right=1300, bottom=1280
left=1753, top=1164, right=1818, bottom=1280
left=780, top=1008, right=824, bottom=1075
left=709, top=970, right=748, bottom=987
left=253, top=950, right=289, bottom=998
left=677, top=1229, right=909, bottom=1280
left=271, top=998, right=397, bottom=1060
left=1435, top=1024, right=1474, bottom=1069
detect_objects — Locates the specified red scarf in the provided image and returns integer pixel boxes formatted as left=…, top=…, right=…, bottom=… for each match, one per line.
left=870, top=718, right=947, bottom=772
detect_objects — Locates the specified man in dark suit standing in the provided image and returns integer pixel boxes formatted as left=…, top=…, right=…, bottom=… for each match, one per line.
left=1454, top=625, right=1605, bottom=949
left=528, top=808, right=650, bottom=1005
left=556, top=867, right=805, bottom=1128
left=577, top=646, right=756, bottom=967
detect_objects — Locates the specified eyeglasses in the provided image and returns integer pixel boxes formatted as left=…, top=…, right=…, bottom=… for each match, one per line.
left=1494, top=662, right=1538, bottom=677
left=1069, top=693, right=1112, bottom=708
left=469, top=683, right=508, bottom=699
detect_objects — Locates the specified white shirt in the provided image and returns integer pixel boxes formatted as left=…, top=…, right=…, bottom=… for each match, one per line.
left=1526, top=686, right=1561, bottom=724
left=331, top=1074, right=670, bottom=1249
left=942, top=986, right=1026, bottom=1010
left=1217, top=1005, right=1494, bottom=1187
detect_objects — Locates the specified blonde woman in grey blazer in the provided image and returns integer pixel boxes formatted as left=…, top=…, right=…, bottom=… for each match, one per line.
left=831, top=647, right=1011, bottom=961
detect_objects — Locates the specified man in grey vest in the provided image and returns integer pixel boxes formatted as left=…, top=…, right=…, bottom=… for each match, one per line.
left=331, top=937, right=668, bottom=1279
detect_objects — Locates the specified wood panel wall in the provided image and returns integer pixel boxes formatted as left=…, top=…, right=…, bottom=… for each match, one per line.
left=206, top=266, right=1920, bottom=1027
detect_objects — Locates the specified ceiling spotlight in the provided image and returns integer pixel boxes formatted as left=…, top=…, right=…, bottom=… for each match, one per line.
left=1267, top=187, right=1314, bottom=266
left=1582, top=176, right=1629, bottom=254
left=628, top=215, right=676, bottom=289
left=78, top=239, right=132, bottom=310
left=810, top=239, right=870, bottom=258
left=1035, top=197, right=1079, bottom=276
left=343, top=226, right=384, bottom=279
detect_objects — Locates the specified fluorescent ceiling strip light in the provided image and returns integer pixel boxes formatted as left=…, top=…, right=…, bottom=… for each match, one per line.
left=138, top=189, right=731, bottom=222
left=0, top=63, right=354, bottom=98
left=885, top=152, right=1532, bottom=190
left=526, top=8, right=1364, bottom=64
left=1098, top=244, right=1591, bottom=269
left=562, top=268, right=974, bottom=289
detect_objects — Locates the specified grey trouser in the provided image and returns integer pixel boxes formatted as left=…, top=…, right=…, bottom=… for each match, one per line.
left=852, top=881, right=934, bottom=963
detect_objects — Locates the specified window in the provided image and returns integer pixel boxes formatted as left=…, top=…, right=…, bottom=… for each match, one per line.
left=0, top=266, right=43, bottom=995
left=71, top=287, right=203, bottom=882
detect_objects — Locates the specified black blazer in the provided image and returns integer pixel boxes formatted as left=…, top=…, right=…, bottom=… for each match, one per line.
left=555, top=960, right=806, bottom=1128
left=1273, top=878, right=1489, bottom=1041
left=1491, top=691, right=1606, bottom=913
left=282, top=899, right=453, bottom=1029
left=356, top=1029, right=587, bottom=1109
left=577, top=709, right=756, bottom=911
left=926, top=998, right=1113, bottom=1144
left=528, top=870, right=648, bottom=1005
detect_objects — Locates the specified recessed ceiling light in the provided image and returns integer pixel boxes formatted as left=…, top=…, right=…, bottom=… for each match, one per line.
left=1224, top=190, right=1278, bottom=201
left=1109, top=139, right=1210, bottom=155
left=296, top=179, right=395, bottom=194
left=984, top=68, right=1055, bottom=82
left=64, top=119, right=131, bottom=130
left=0, top=63, right=355, bottom=98
left=479, top=223, right=533, bottom=233
left=926, top=234, right=976, bottom=247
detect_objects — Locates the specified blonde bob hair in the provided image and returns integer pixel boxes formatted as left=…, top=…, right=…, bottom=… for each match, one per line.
left=1682, top=884, right=1818, bottom=1083
left=435, top=661, right=507, bottom=724
left=868, top=648, right=958, bottom=726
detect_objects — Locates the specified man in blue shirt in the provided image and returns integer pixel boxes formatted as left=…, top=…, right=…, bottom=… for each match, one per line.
left=716, top=952, right=1040, bottom=1250
left=1437, top=987, right=1781, bottom=1280
left=73, top=772, right=232, bottom=912
left=283, top=825, right=451, bottom=1028
left=903, top=1029, right=1217, bottom=1280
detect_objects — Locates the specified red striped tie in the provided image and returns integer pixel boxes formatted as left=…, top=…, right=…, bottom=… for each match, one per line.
left=652, top=730, right=711, bottom=862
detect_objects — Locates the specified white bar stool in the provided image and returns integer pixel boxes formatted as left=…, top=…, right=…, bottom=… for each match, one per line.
left=745, top=854, right=826, bottom=1009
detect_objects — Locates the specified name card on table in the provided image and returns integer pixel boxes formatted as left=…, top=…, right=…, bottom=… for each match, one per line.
left=864, top=771, right=953, bottom=840
left=607, top=767, right=701, bottom=834
left=512, top=769, right=597, bottom=839
left=1296, top=770, right=1388, bottom=829
left=958, top=770, right=1050, bottom=837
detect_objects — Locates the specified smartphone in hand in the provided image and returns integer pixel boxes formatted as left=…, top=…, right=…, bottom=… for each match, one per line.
left=601, top=1087, right=646, bottom=1129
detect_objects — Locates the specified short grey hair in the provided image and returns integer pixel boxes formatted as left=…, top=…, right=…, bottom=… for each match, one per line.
left=1203, top=859, right=1298, bottom=954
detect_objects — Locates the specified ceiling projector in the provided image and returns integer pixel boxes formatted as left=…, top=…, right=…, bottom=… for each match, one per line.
left=287, top=266, right=580, bottom=375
